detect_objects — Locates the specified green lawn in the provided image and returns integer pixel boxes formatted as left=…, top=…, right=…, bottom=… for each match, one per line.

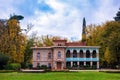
left=0, top=71, right=120, bottom=80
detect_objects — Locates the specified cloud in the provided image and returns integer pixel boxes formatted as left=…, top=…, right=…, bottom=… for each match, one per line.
left=28, top=0, right=83, bottom=40
left=0, top=0, right=120, bottom=41
left=92, top=0, right=120, bottom=24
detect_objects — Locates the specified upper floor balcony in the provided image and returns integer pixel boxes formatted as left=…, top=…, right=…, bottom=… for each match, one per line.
left=66, top=58, right=99, bottom=61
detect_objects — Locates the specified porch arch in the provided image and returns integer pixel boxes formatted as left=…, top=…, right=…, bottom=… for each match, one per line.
left=86, top=50, right=90, bottom=58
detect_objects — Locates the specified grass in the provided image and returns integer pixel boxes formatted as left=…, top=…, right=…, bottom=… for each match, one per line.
left=0, top=71, right=120, bottom=80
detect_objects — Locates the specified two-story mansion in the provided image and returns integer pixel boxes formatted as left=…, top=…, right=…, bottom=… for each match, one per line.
left=32, top=40, right=100, bottom=70
left=32, top=18, right=100, bottom=70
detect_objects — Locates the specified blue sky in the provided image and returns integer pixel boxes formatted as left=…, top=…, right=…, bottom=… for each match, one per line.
left=0, top=0, right=120, bottom=41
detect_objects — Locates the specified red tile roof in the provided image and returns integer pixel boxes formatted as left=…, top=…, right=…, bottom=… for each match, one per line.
left=53, top=39, right=67, bottom=42
left=65, top=42, right=86, bottom=46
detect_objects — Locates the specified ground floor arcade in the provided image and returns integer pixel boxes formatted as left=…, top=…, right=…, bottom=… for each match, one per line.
left=66, top=61, right=99, bottom=69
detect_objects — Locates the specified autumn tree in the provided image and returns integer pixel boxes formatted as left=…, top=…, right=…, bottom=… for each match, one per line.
left=104, top=47, right=116, bottom=65
left=86, top=21, right=120, bottom=68
left=0, top=15, right=26, bottom=63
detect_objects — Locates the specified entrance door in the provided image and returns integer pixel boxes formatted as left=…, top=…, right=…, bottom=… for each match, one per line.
left=57, top=62, right=62, bottom=70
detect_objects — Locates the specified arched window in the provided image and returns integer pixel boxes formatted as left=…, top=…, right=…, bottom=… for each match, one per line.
left=86, top=50, right=90, bottom=58
left=48, top=52, right=52, bottom=59
left=92, top=50, right=97, bottom=58
left=37, top=52, right=40, bottom=60
left=73, top=50, right=77, bottom=58
left=80, top=50, right=84, bottom=58
left=58, top=51, right=61, bottom=58
left=66, top=50, right=70, bottom=58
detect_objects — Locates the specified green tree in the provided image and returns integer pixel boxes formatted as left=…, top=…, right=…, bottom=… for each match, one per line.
left=23, top=38, right=34, bottom=68
left=104, top=47, right=116, bottom=64
left=86, top=21, right=120, bottom=68
left=41, top=35, right=53, bottom=46
left=22, top=32, right=37, bottom=68
left=102, top=21, right=120, bottom=64
left=114, top=8, right=120, bottom=22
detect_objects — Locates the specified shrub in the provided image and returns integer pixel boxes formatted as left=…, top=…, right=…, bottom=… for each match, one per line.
left=37, top=65, right=41, bottom=69
left=41, top=65, right=47, bottom=70
left=21, top=62, right=33, bottom=69
left=67, top=66, right=72, bottom=69
left=5, top=64, right=12, bottom=70
left=21, top=62, right=26, bottom=69
left=92, top=65, right=97, bottom=69
left=5, top=63, right=21, bottom=71
left=0, top=52, right=9, bottom=69
left=28, top=63, right=33, bottom=69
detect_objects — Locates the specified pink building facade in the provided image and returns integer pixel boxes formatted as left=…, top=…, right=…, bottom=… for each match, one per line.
left=32, top=40, right=100, bottom=70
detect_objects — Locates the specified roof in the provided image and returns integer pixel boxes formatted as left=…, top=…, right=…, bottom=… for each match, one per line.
left=65, top=42, right=86, bottom=46
left=31, top=47, right=51, bottom=49
left=31, top=46, right=100, bottom=50
left=67, top=46, right=100, bottom=48
left=53, top=39, right=67, bottom=42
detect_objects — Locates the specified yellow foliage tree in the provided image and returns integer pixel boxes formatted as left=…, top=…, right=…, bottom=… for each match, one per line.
left=104, top=47, right=116, bottom=64
left=0, top=19, right=26, bottom=63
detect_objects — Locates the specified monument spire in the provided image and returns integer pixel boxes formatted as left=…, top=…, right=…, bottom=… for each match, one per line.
left=82, top=17, right=86, bottom=34
left=82, top=17, right=86, bottom=42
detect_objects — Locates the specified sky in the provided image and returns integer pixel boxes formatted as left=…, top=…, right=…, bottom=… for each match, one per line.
left=0, top=0, right=120, bottom=41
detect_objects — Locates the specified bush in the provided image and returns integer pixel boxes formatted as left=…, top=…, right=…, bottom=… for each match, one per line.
left=0, top=52, right=9, bottom=69
left=67, top=66, right=72, bottom=69
left=40, top=65, right=47, bottom=70
left=37, top=65, right=41, bottom=69
left=28, top=63, right=33, bottom=69
left=5, top=63, right=21, bottom=71
left=92, top=65, right=97, bottom=69
left=21, top=62, right=33, bottom=69
left=21, top=62, right=26, bottom=69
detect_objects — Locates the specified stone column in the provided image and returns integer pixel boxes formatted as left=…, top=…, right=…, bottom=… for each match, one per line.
left=55, top=62, right=57, bottom=70
left=91, top=52, right=92, bottom=58
left=71, top=52, right=73, bottom=58
left=77, top=51, right=79, bottom=58
left=90, top=61, right=93, bottom=67
left=97, top=52, right=99, bottom=58
left=71, top=61, right=73, bottom=67
left=97, top=62, right=99, bottom=69
left=77, top=62, right=79, bottom=68
left=84, top=51, right=86, bottom=58
left=84, top=51, right=86, bottom=66
left=84, top=62, right=86, bottom=66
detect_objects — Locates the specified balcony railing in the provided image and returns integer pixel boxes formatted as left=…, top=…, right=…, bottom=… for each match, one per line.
left=66, top=58, right=99, bottom=61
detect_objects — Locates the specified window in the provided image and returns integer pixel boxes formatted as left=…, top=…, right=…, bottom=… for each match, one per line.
left=58, top=51, right=61, bottom=58
left=48, top=52, right=52, bottom=59
left=58, top=44, right=62, bottom=46
left=48, top=63, right=51, bottom=69
left=37, top=52, right=40, bottom=60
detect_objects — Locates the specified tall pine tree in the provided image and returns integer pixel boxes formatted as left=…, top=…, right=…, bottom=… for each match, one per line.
left=114, top=8, right=120, bottom=22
